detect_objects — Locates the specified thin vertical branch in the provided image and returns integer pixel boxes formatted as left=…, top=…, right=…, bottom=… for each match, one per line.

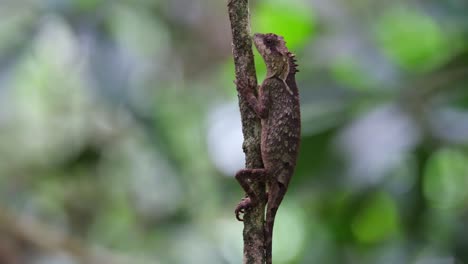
left=227, top=0, right=266, bottom=263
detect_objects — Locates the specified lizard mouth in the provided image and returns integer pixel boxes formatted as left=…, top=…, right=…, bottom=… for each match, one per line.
left=253, top=33, right=261, bottom=43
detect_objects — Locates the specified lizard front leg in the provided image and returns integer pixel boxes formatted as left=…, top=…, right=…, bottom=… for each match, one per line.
left=234, top=78, right=269, bottom=119
left=234, top=168, right=267, bottom=221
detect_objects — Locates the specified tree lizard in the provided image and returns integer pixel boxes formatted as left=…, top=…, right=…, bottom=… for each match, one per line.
left=234, top=33, right=301, bottom=264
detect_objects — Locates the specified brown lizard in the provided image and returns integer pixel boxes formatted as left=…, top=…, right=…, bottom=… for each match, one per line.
left=234, top=33, right=301, bottom=264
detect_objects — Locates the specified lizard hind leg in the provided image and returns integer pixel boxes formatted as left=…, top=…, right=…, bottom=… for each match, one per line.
left=234, top=168, right=267, bottom=221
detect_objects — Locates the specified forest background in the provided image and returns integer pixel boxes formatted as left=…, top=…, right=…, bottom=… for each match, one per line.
left=0, top=0, right=467, bottom=263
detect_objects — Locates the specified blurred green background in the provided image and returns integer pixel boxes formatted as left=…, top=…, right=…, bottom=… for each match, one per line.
left=0, top=0, right=467, bottom=263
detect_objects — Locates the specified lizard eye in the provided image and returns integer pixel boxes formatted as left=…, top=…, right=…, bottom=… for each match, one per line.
left=265, top=38, right=273, bottom=45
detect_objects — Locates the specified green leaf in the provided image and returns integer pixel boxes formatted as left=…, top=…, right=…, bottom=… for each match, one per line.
left=75, top=0, right=102, bottom=11
left=375, top=8, right=455, bottom=72
left=108, top=4, right=169, bottom=58
left=273, top=202, right=307, bottom=263
left=252, top=0, right=315, bottom=49
left=351, top=192, right=400, bottom=244
left=330, top=58, right=376, bottom=91
left=423, top=148, right=468, bottom=210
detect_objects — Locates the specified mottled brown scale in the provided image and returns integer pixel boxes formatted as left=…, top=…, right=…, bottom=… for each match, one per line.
left=234, top=33, right=300, bottom=264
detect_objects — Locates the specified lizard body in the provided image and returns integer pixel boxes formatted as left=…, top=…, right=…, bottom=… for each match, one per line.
left=235, top=33, right=301, bottom=264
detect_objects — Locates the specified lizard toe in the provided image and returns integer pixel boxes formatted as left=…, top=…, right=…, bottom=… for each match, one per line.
left=234, top=197, right=252, bottom=222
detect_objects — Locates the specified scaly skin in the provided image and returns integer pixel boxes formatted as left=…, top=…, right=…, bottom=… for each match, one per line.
left=235, top=33, right=301, bottom=264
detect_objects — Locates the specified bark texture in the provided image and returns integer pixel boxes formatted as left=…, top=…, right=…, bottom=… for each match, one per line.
left=227, top=0, right=266, bottom=263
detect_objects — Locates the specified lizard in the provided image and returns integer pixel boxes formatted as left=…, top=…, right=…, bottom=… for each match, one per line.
left=234, top=33, right=301, bottom=264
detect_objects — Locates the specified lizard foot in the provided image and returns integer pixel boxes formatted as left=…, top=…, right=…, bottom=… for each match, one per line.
left=233, top=78, right=249, bottom=93
left=235, top=197, right=252, bottom=221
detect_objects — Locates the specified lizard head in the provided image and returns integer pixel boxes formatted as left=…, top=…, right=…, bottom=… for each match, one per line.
left=253, top=33, right=290, bottom=80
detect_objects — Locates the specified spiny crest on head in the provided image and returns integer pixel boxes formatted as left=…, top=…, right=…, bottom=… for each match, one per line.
left=287, top=51, right=299, bottom=74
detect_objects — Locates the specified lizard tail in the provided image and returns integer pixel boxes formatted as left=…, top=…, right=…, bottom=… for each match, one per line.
left=265, top=205, right=277, bottom=264
left=265, top=182, right=286, bottom=264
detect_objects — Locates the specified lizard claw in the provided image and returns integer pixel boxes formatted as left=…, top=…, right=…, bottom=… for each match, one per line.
left=235, top=197, right=252, bottom=221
